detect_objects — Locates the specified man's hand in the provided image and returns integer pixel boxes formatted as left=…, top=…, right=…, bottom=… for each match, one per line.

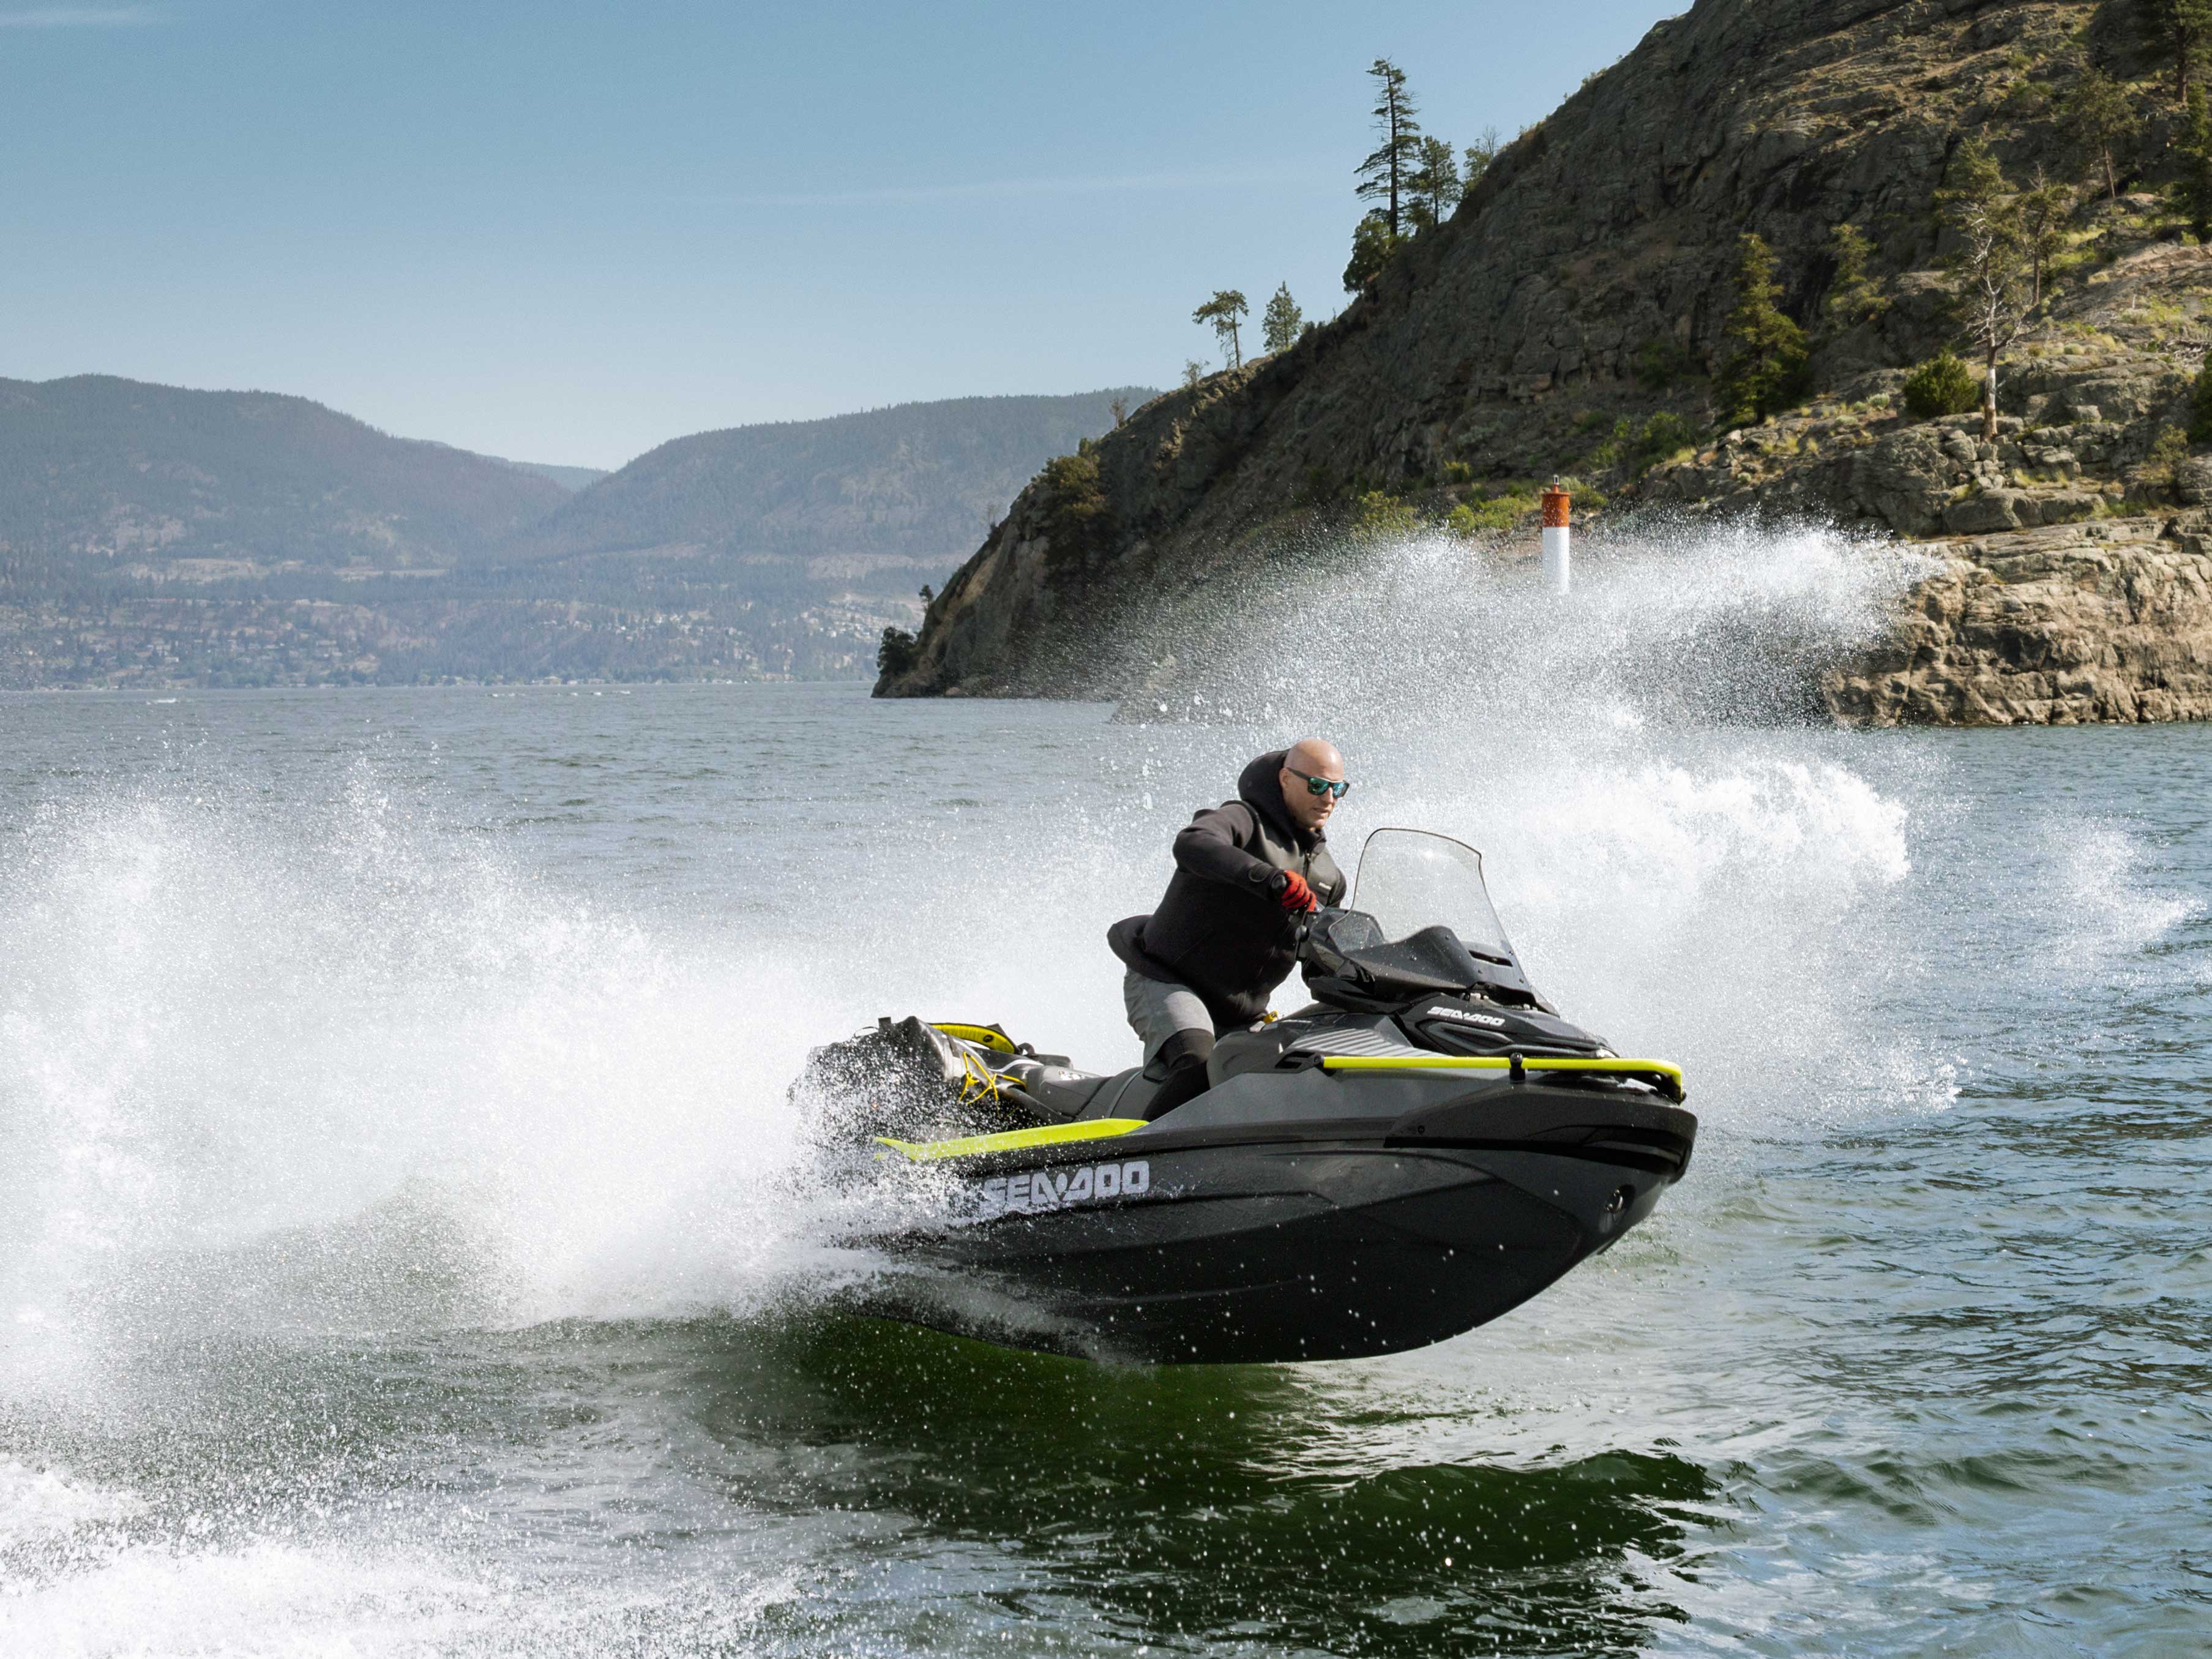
left=1271, top=870, right=1318, bottom=913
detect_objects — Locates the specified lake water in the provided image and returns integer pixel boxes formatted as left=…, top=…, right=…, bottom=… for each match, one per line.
left=2, top=530, right=2207, bottom=1656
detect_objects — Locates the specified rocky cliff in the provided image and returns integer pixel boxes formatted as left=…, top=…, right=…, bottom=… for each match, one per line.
left=878, top=0, right=2212, bottom=724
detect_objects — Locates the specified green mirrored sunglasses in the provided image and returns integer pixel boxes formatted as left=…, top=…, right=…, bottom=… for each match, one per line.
left=1285, top=767, right=1351, bottom=800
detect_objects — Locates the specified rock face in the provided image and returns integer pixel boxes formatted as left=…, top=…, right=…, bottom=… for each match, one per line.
left=880, top=0, right=2212, bottom=725
left=1823, top=517, right=2212, bottom=723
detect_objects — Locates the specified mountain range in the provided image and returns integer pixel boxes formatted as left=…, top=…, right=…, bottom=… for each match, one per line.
left=0, top=376, right=1151, bottom=687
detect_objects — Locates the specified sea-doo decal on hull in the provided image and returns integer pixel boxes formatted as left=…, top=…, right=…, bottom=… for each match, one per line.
left=1424, top=1004, right=1508, bottom=1028
left=977, top=1160, right=1151, bottom=1216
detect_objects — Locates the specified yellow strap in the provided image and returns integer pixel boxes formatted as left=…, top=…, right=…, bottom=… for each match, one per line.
left=1318, top=1054, right=1684, bottom=1101
left=875, top=1118, right=1150, bottom=1163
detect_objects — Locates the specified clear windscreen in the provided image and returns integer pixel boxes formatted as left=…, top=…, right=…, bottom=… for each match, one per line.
left=1347, top=828, right=1514, bottom=954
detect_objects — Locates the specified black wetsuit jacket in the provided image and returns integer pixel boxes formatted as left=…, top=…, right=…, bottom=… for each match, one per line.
left=1108, top=750, right=1348, bottom=1028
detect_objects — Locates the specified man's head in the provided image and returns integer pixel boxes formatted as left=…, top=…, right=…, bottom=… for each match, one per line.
left=1278, top=738, right=1347, bottom=833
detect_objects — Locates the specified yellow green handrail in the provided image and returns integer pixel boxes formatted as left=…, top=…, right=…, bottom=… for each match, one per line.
left=875, top=1117, right=1150, bottom=1163
left=930, top=1021, right=1017, bottom=1053
left=1318, top=1054, right=1684, bottom=1103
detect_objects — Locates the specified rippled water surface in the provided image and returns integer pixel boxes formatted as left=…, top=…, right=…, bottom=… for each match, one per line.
left=2, top=535, right=2208, bottom=1655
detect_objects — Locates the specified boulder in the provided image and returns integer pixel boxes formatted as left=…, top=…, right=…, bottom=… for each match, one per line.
left=2031, top=492, right=2100, bottom=525
left=1850, top=428, right=1956, bottom=536
left=2061, top=372, right=2165, bottom=423
left=1942, top=490, right=2026, bottom=535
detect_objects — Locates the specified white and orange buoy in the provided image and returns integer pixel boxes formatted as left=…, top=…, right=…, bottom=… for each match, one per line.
left=1539, top=481, right=1571, bottom=594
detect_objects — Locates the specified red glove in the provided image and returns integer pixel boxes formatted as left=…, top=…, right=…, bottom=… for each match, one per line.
left=1275, top=871, right=1318, bottom=913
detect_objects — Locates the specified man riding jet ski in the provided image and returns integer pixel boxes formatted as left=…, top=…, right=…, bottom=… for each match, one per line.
left=1109, top=739, right=1350, bottom=1122
left=795, top=757, right=1697, bottom=1365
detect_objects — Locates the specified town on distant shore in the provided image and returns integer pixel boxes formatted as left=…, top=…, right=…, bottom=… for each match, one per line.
left=0, top=381, right=1148, bottom=689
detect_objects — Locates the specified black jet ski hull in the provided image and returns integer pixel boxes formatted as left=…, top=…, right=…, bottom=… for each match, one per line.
left=850, top=1096, right=1691, bottom=1364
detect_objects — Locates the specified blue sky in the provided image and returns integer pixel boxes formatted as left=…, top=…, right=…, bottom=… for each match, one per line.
left=4, top=1, right=1679, bottom=466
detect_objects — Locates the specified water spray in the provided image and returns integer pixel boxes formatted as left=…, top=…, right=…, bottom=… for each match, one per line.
left=1541, top=481, right=1571, bottom=595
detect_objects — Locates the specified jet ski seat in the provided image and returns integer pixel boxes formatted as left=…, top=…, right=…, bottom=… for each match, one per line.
left=1010, top=1063, right=1113, bottom=1122
left=1208, top=1024, right=1296, bottom=1087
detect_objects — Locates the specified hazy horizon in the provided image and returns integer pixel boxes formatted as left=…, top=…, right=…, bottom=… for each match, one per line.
left=4, top=0, right=1677, bottom=466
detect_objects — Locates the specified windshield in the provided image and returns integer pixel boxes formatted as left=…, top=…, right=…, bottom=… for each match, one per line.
left=1348, top=828, right=1514, bottom=954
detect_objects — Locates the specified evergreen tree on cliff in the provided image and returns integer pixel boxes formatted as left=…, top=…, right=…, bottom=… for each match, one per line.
left=1407, top=137, right=1462, bottom=230
left=1715, top=234, right=1810, bottom=428
left=1343, top=213, right=1398, bottom=292
left=1356, top=59, right=1422, bottom=241
left=1941, top=135, right=2030, bottom=441
left=1261, top=283, right=1303, bottom=354
left=1193, top=290, right=1249, bottom=369
left=1823, top=224, right=1888, bottom=333
left=2017, top=168, right=2073, bottom=310
left=2143, top=0, right=2212, bottom=102
left=2177, top=85, right=2212, bottom=241
left=2063, top=67, right=2137, bottom=200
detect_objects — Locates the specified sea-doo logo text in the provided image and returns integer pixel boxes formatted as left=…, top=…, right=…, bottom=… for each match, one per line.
left=1427, top=1005, right=1508, bottom=1028
left=979, top=1160, right=1149, bottom=1216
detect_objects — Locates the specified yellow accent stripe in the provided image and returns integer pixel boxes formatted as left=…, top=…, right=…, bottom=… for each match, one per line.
left=1318, top=1054, right=1684, bottom=1101
left=931, top=1022, right=1017, bottom=1053
left=875, top=1117, right=1150, bottom=1163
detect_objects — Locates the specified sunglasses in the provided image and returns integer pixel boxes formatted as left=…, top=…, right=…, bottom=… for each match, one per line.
left=1285, top=767, right=1352, bottom=800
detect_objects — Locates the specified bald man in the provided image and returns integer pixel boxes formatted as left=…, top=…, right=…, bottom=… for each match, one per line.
left=1107, top=740, right=1351, bottom=1119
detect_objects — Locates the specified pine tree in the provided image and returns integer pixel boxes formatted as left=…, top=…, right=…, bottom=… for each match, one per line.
left=1192, top=290, right=1249, bottom=369
left=2063, top=67, right=2138, bottom=200
left=2145, top=0, right=2212, bottom=102
left=1714, top=234, right=1810, bottom=427
left=1941, top=135, right=2030, bottom=440
left=2178, top=84, right=2212, bottom=241
left=1407, top=136, right=1462, bottom=230
left=1938, top=131, right=2011, bottom=220
left=1355, top=59, right=1423, bottom=241
left=1823, top=223, right=1888, bottom=332
left=1261, top=283, right=1304, bottom=354
left=2017, top=168, right=2074, bottom=308
left=877, top=626, right=917, bottom=678
left=1342, top=211, right=1399, bottom=293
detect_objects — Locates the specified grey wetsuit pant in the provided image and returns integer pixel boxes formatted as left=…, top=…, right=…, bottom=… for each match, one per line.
left=1122, top=970, right=1214, bottom=1067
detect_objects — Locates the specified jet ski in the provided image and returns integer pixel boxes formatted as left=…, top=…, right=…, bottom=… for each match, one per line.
left=797, top=828, right=1695, bottom=1364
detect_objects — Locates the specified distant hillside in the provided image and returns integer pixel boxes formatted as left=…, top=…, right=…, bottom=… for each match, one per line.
left=0, top=377, right=1154, bottom=687
left=518, top=390, right=1156, bottom=563
left=487, top=458, right=610, bottom=493
left=0, top=376, right=569, bottom=585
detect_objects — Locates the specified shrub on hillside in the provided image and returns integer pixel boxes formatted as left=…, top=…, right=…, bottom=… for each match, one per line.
left=1592, top=411, right=1700, bottom=476
left=2145, top=425, right=2192, bottom=495
left=1902, top=351, right=1981, bottom=419
left=2191, top=359, right=2212, bottom=443
left=1445, top=487, right=1538, bottom=535
left=1353, top=490, right=1424, bottom=537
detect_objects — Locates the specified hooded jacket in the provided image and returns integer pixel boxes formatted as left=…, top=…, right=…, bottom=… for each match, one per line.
left=1108, top=750, right=1348, bottom=1026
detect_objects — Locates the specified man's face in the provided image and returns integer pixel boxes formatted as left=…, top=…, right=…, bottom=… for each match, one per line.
left=1280, top=752, right=1345, bottom=833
